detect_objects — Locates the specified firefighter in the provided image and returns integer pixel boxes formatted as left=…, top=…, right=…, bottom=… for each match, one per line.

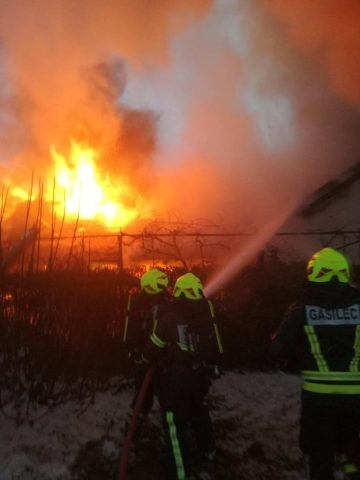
left=271, top=247, right=360, bottom=480
left=122, top=267, right=171, bottom=435
left=142, top=272, right=224, bottom=480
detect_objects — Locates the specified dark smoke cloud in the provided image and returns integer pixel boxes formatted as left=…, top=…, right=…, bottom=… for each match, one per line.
left=81, top=57, right=158, bottom=183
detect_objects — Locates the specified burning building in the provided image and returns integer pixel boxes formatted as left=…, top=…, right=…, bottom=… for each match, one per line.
left=0, top=0, right=359, bottom=275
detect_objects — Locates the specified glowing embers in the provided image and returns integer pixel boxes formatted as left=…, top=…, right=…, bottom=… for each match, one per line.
left=48, top=141, right=138, bottom=229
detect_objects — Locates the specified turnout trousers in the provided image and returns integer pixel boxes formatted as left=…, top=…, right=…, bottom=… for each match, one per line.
left=157, top=365, right=215, bottom=480
left=300, top=391, right=360, bottom=480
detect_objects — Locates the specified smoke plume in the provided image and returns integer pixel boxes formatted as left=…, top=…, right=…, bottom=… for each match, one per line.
left=0, top=0, right=359, bottom=259
left=0, top=0, right=210, bottom=172
left=150, top=0, right=360, bottom=232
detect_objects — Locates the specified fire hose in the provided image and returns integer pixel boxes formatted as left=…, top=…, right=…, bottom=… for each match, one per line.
left=117, top=365, right=155, bottom=480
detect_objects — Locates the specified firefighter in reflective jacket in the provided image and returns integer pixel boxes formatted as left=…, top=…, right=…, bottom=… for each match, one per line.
left=142, top=272, right=224, bottom=480
left=272, top=247, right=360, bottom=480
left=122, top=268, right=171, bottom=432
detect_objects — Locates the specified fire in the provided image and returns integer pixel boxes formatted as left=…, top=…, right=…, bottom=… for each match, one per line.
left=47, top=140, right=139, bottom=229
left=9, top=186, right=31, bottom=202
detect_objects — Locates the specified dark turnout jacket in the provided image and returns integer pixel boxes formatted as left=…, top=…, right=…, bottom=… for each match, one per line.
left=272, top=282, right=360, bottom=395
left=122, top=289, right=171, bottom=353
left=143, top=296, right=224, bottom=370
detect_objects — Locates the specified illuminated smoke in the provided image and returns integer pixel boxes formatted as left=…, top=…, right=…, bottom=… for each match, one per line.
left=261, top=0, right=360, bottom=106
left=0, top=0, right=212, bottom=230
left=0, top=0, right=211, bottom=171
left=149, top=0, right=359, bottom=292
left=0, top=0, right=359, bottom=272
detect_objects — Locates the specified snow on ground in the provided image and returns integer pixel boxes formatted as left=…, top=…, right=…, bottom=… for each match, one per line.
left=0, top=371, right=306, bottom=480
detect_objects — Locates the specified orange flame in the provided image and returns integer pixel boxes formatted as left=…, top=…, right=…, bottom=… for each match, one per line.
left=47, top=140, right=139, bottom=229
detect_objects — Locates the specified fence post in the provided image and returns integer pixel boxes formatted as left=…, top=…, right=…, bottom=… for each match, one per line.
left=117, top=232, right=124, bottom=272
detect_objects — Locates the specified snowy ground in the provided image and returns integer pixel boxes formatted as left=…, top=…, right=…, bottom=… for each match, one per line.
left=0, top=371, right=306, bottom=480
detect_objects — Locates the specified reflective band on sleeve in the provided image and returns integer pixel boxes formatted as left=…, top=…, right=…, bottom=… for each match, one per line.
left=304, top=325, right=329, bottom=371
left=207, top=300, right=215, bottom=318
left=151, top=305, right=158, bottom=333
left=350, top=325, right=360, bottom=372
left=344, top=463, right=360, bottom=474
left=177, top=342, right=189, bottom=352
left=206, top=300, right=224, bottom=353
left=339, top=454, right=360, bottom=474
left=122, top=294, right=132, bottom=343
left=150, top=332, right=167, bottom=348
left=176, top=341, right=196, bottom=352
left=303, top=381, right=360, bottom=394
left=166, top=411, right=186, bottom=480
left=213, top=323, right=224, bottom=354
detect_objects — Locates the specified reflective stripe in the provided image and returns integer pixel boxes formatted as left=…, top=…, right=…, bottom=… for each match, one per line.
left=151, top=305, right=158, bottom=334
left=207, top=300, right=224, bottom=354
left=177, top=342, right=189, bottom=352
left=150, top=332, right=167, bottom=348
left=350, top=325, right=360, bottom=372
left=122, top=294, right=132, bottom=342
left=302, top=370, right=360, bottom=381
left=302, top=370, right=360, bottom=393
left=141, top=354, right=150, bottom=364
left=207, top=300, right=215, bottom=318
left=304, top=325, right=329, bottom=371
left=213, top=323, right=224, bottom=354
left=339, top=454, right=360, bottom=474
left=303, top=381, right=360, bottom=394
left=176, top=341, right=195, bottom=352
left=152, top=318, right=158, bottom=335
left=166, top=411, right=186, bottom=480
left=302, top=370, right=360, bottom=394
left=344, top=463, right=359, bottom=474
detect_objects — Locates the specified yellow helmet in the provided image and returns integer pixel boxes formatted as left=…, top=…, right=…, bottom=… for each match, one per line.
left=306, top=247, right=350, bottom=284
left=173, top=273, right=204, bottom=300
left=140, top=268, right=169, bottom=294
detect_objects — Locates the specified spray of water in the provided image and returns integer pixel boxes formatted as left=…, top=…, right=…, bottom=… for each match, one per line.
left=204, top=202, right=297, bottom=298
